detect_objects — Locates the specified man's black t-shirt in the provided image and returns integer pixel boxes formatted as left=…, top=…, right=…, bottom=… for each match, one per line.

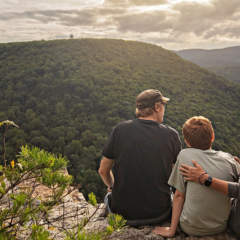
left=103, top=118, right=181, bottom=222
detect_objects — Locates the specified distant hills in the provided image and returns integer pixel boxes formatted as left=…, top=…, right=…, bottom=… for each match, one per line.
left=0, top=39, right=239, bottom=198
left=177, top=46, right=240, bottom=82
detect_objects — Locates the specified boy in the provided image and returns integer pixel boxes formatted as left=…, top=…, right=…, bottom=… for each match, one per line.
left=153, top=116, right=239, bottom=237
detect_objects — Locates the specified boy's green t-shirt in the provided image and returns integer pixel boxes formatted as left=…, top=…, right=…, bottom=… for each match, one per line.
left=169, top=148, right=240, bottom=236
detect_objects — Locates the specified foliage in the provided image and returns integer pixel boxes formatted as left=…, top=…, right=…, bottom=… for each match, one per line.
left=65, top=227, right=105, bottom=240
left=105, top=225, right=114, bottom=235
left=65, top=192, right=126, bottom=240
left=77, top=169, right=105, bottom=202
left=0, top=232, right=10, bottom=240
left=0, top=120, right=19, bottom=167
left=0, top=145, right=72, bottom=239
left=30, top=225, right=51, bottom=240
left=107, top=213, right=126, bottom=232
left=0, top=120, right=19, bottom=129
left=88, top=192, right=97, bottom=207
left=0, top=39, right=239, bottom=200
left=64, top=212, right=127, bottom=240
left=64, top=192, right=104, bottom=239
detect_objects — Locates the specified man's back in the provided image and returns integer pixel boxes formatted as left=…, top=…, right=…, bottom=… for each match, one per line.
left=103, top=118, right=181, bottom=220
left=169, top=148, right=239, bottom=236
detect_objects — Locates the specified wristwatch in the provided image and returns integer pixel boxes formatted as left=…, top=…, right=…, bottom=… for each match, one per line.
left=204, top=176, right=213, bottom=187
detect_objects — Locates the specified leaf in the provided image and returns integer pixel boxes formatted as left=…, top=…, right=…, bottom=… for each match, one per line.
left=0, top=120, right=19, bottom=128
left=0, top=186, right=5, bottom=194
left=1, top=181, right=6, bottom=189
left=48, top=226, right=55, bottom=231
left=106, top=225, right=114, bottom=234
left=88, top=192, right=97, bottom=206
left=10, top=160, right=15, bottom=168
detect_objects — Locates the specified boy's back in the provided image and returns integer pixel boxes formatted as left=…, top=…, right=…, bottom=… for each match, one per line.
left=169, top=148, right=239, bottom=236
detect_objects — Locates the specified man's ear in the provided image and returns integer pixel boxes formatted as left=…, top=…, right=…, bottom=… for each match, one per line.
left=154, top=102, right=162, bottom=112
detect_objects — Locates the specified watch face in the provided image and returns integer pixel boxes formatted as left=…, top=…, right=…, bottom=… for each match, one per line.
left=204, top=176, right=213, bottom=187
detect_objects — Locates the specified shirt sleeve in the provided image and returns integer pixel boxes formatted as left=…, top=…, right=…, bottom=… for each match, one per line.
left=102, top=126, right=118, bottom=159
left=228, top=182, right=240, bottom=199
left=168, top=154, right=186, bottom=194
left=172, top=131, right=182, bottom=164
left=169, top=128, right=182, bottom=164
left=232, top=161, right=240, bottom=181
left=228, top=161, right=240, bottom=199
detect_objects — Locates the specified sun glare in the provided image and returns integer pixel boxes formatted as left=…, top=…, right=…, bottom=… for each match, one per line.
left=171, top=0, right=211, bottom=3
left=130, top=0, right=212, bottom=12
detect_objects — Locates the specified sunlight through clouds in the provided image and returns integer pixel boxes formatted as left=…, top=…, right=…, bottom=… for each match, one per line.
left=172, top=0, right=210, bottom=3
left=1, top=0, right=240, bottom=49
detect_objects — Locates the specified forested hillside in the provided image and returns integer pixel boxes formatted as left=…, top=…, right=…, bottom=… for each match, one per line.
left=177, top=46, right=240, bottom=82
left=0, top=39, right=240, bottom=199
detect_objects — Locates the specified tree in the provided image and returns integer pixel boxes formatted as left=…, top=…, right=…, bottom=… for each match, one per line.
left=0, top=120, right=19, bottom=167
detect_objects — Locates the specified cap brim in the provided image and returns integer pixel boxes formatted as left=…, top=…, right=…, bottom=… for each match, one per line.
left=162, top=96, right=170, bottom=103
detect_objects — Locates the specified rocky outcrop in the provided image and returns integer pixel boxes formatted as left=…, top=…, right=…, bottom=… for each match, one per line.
left=17, top=182, right=109, bottom=239
left=4, top=179, right=237, bottom=240
left=108, top=227, right=236, bottom=240
left=46, top=189, right=236, bottom=240
left=25, top=189, right=240, bottom=239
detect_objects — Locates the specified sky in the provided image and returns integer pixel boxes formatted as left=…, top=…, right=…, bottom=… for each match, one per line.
left=1, top=0, right=240, bottom=50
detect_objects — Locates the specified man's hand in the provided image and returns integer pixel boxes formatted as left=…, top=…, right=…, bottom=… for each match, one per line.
left=179, top=160, right=205, bottom=183
left=152, top=226, right=175, bottom=237
left=234, top=156, right=240, bottom=164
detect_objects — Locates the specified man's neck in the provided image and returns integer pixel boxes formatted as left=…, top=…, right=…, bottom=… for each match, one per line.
left=138, top=116, right=161, bottom=123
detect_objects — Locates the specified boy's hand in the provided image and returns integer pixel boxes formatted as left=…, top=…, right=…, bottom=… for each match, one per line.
left=152, top=226, right=175, bottom=237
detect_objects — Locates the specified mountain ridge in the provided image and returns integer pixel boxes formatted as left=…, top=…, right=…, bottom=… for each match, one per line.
left=176, top=46, right=240, bottom=82
left=0, top=38, right=239, bottom=198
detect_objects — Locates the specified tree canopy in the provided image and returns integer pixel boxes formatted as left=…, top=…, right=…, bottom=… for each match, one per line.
left=0, top=38, right=239, bottom=199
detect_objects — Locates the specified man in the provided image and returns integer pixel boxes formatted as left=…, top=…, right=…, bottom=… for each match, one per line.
left=98, top=89, right=181, bottom=226
left=154, top=116, right=240, bottom=237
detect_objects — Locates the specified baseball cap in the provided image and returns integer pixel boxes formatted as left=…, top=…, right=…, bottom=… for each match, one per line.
left=136, top=89, right=170, bottom=109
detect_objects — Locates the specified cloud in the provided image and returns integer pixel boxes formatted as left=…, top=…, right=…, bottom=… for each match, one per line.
left=104, top=0, right=167, bottom=6
left=114, top=11, right=172, bottom=33
left=0, top=10, right=99, bottom=26
left=111, top=0, right=240, bottom=39
left=131, top=0, right=168, bottom=5
left=56, top=10, right=98, bottom=26
left=204, top=23, right=240, bottom=39
left=0, top=7, right=128, bottom=27
left=98, top=8, right=126, bottom=15
left=1, top=0, right=98, bottom=12
left=1, top=0, right=240, bottom=49
left=172, top=0, right=240, bottom=35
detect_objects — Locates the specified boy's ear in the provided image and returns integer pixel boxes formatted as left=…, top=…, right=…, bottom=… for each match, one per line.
left=211, top=131, right=215, bottom=143
left=184, top=138, right=191, bottom=147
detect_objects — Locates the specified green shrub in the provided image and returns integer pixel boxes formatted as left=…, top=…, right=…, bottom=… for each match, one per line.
left=0, top=145, right=72, bottom=239
left=31, top=225, right=51, bottom=240
left=107, top=213, right=126, bottom=232
left=65, top=230, right=104, bottom=240
left=88, top=192, right=97, bottom=206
